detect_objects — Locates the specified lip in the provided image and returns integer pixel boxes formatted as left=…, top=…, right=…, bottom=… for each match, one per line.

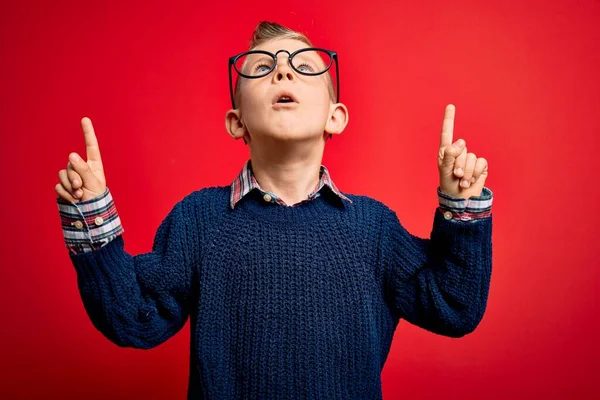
left=272, top=102, right=299, bottom=110
left=271, top=90, right=298, bottom=105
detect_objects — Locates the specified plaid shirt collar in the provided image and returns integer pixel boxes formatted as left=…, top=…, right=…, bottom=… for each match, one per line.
left=230, top=159, right=352, bottom=209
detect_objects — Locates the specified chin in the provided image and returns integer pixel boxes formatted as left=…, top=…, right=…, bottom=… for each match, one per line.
left=272, top=131, right=310, bottom=141
left=264, top=129, right=319, bottom=142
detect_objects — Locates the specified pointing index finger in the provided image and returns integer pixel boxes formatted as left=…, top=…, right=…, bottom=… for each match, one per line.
left=81, top=117, right=102, bottom=163
left=440, top=104, right=455, bottom=149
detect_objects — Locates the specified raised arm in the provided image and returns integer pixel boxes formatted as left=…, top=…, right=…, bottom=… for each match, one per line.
left=55, top=117, right=196, bottom=349
left=381, top=105, right=493, bottom=338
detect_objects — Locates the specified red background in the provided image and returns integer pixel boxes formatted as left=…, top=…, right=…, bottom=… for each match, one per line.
left=1, top=0, right=599, bottom=398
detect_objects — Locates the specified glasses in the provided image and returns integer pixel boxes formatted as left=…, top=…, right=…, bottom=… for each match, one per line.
left=228, top=47, right=340, bottom=110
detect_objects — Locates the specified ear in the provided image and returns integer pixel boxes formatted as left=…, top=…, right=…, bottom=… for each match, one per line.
left=325, top=102, right=349, bottom=137
left=225, top=109, right=248, bottom=144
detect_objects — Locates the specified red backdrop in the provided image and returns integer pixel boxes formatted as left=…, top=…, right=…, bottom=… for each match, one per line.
left=1, top=0, right=599, bottom=398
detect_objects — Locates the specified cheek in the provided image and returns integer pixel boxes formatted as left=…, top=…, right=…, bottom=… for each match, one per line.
left=309, top=91, right=332, bottom=122
left=239, top=84, right=261, bottom=109
left=239, top=87, right=267, bottom=125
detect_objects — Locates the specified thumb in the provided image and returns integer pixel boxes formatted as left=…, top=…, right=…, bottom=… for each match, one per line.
left=68, top=153, right=104, bottom=193
left=439, top=139, right=465, bottom=173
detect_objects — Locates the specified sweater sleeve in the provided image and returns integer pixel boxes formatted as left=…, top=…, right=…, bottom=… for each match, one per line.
left=380, top=204, right=492, bottom=338
left=69, top=198, right=195, bottom=349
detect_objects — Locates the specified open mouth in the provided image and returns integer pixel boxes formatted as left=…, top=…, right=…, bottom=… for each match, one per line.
left=272, top=91, right=298, bottom=105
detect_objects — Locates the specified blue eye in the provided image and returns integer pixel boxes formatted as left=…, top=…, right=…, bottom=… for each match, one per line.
left=296, top=62, right=314, bottom=73
left=255, top=63, right=271, bottom=73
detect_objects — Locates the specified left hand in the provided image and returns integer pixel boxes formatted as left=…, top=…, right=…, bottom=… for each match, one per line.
left=437, top=104, right=489, bottom=199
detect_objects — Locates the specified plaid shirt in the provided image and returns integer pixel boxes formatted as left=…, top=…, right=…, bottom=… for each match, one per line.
left=230, top=159, right=352, bottom=208
left=57, top=159, right=493, bottom=254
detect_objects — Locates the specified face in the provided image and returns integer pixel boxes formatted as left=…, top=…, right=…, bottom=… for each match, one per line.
left=232, top=38, right=336, bottom=142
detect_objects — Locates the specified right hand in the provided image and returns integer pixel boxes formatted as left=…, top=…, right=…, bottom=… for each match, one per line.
left=55, top=117, right=107, bottom=203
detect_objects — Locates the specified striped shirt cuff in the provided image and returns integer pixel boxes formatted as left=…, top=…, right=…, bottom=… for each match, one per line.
left=437, top=186, right=493, bottom=222
left=56, top=187, right=124, bottom=254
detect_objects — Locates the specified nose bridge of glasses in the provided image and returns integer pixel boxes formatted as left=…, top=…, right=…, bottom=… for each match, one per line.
left=273, top=49, right=293, bottom=70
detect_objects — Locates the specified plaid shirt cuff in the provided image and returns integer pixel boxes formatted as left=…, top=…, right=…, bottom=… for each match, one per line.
left=437, top=186, right=493, bottom=222
left=56, top=187, right=124, bottom=254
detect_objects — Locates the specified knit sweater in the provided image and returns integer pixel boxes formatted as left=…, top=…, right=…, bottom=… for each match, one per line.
left=68, top=185, right=492, bottom=399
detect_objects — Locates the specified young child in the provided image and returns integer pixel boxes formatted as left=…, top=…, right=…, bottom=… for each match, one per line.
left=55, top=21, right=493, bottom=399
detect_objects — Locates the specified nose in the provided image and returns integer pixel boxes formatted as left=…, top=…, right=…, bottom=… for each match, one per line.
left=273, top=54, right=295, bottom=82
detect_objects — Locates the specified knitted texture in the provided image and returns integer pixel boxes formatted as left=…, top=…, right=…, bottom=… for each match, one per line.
left=69, top=185, right=493, bottom=399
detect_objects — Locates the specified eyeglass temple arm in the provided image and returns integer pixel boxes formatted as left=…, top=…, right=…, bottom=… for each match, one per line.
left=335, top=54, right=340, bottom=104
left=229, top=60, right=237, bottom=109
left=328, top=54, right=340, bottom=140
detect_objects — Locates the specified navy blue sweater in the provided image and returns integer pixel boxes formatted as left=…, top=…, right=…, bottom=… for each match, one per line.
left=69, top=185, right=492, bottom=399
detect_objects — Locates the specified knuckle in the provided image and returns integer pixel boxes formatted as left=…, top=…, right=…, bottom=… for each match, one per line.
left=55, top=183, right=71, bottom=199
left=59, top=173, right=70, bottom=186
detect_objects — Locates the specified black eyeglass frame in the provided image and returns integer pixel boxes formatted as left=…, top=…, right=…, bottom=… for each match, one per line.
left=228, top=47, right=340, bottom=110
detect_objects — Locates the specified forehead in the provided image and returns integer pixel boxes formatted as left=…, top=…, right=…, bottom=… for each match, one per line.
left=251, top=38, right=311, bottom=54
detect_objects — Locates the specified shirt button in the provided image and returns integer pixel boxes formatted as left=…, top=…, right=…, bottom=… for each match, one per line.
left=263, top=194, right=272, bottom=202
left=443, top=211, right=453, bottom=220
left=73, top=220, right=84, bottom=229
left=94, top=216, right=104, bottom=226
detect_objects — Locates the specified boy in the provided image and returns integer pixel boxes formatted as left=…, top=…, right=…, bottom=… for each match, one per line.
left=55, top=21, right=493, bottom=399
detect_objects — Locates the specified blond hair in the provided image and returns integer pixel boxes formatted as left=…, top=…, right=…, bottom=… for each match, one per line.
left=234, top=21, right=336, bottom=106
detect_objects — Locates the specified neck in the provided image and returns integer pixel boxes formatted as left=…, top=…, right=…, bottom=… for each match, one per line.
left=249, top=135, right=326, bottom=206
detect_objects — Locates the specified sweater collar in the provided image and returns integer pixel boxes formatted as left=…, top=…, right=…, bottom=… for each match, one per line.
left=230, top=159, right=352, bottom=209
